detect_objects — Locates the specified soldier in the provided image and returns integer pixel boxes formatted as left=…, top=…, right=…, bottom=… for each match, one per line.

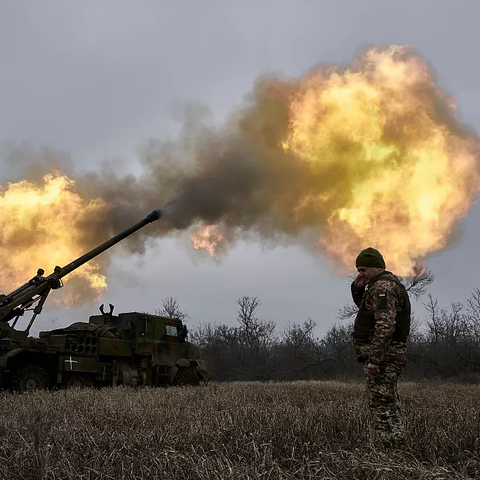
left=351, top=247, right=411, bottom=449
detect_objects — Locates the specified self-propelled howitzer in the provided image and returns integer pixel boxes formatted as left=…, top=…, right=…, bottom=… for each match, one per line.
left=0, top=209, right=212, bottom=391
left=0, top=210, right=162, bottom=338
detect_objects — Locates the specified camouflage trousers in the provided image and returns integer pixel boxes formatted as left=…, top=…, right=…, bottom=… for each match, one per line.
left=363, top=362, right=405, bottom=448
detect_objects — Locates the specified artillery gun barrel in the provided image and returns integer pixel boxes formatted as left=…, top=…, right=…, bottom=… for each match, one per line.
left=0, top=209, right=162, bottom=325
left=57, top=209, right=162, bottom=279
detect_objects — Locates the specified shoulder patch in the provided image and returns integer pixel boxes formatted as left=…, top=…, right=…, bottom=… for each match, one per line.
left=376, top=291, right=388, bottom=309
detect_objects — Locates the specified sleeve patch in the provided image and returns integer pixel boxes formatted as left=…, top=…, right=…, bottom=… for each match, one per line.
left=377, top=292, right=388, bottom=309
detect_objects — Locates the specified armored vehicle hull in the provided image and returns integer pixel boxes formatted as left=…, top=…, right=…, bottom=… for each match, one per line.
left=0, top=310, right=211, bottom=392
left=0, top=210, right=213, bottom=391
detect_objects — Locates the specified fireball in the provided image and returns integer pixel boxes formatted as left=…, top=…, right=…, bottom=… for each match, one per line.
left=191, top=224, right=228, bottom=257
left=0, top=173, right=108, bottom=304
left=283, top=46, right=480, bottom=274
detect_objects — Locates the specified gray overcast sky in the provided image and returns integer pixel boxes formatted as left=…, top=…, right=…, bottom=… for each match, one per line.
left=1, top=1, right=479, bottom=336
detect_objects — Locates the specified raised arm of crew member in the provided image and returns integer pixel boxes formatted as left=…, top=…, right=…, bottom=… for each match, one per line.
left=351, top=273, right=368, bottom=307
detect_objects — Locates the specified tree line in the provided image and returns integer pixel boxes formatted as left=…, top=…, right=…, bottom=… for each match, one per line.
left=158, top=269, right=480, bottom=382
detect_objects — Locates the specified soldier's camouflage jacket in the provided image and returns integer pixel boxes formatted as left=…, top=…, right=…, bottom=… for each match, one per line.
left=351, top=271, right=411, bottom=366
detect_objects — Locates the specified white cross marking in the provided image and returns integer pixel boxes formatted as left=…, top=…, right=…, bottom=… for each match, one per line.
left=65, top=356, right=78, bottom=370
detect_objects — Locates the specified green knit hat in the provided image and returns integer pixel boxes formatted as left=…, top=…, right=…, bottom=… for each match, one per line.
left=355, top=247, right=385, bottom=268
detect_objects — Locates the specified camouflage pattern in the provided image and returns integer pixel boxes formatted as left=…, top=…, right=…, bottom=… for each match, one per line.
left=351, top=271, right=410, bottom=448
left=352, top=272, right=408, bottom=365
left=0, top=210, right=210, bottom=391
left=0, top=310, right=212, bottom=391
left=363, top=361, right=406, bottom=448
left=42, top=322, right=122, bottom=339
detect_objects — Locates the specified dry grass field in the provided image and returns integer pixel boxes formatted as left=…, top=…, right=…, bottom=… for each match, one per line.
left=0, top=381, right=479, bottom=479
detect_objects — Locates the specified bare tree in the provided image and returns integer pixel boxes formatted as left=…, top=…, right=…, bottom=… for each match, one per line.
left=156, top=296, right=188, bottom=321
left=282, top=318, right=317, bottom=355
left=336, top=301, right=359, bottom=321
left=466, top=287, right=480, bottom=338
left=453, top=288, right=480, bottom=370
left=419, top=294, right=469, bottom=378
left=236, top=296, right=275, bottom=348
left=237, top=296, right=261, bottom=326
left=280, top=318, right=333, bottom=377
left=192, top=285, right=480, bottom=382
left=400, top=266, right=435, bottom=300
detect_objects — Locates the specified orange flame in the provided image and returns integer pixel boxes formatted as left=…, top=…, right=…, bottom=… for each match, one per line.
left=191, top=224, right=228, bottom=257
left=0, top=174, right=108, bottom=305
left=283, top=45, right=480, bottom=275
left=3, top=46, right=478, bottom=288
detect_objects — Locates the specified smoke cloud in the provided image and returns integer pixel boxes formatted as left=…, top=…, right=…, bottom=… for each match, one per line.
left=1, top=45, right=479, bottom=290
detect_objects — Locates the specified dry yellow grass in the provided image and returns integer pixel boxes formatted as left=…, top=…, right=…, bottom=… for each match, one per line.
left=0, top=381, right=478, bottom=479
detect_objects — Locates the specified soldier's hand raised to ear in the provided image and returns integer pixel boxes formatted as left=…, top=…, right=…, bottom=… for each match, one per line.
left=354, top=273, right=369, bottom=288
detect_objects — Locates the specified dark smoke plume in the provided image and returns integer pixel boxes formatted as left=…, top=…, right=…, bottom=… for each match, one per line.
left=2, top=45, right=480, bottom=282
left=75, top=78, right=314, bottom=253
